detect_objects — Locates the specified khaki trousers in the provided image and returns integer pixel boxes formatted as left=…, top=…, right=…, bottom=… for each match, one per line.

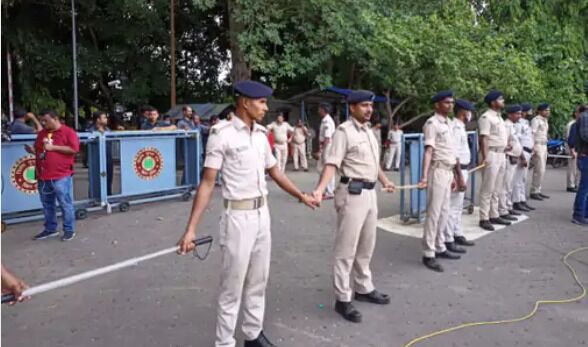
left=384, top=145, right=401, bottom=170
left=531, top=145, right=547, bottom=194
left=292, top=142, right=308, bottom=170
left=333, top=184, right=377, bottom=302
left=318, top=144, right=335, bottom=195
left=512, top=151, right=531, bottom=203
left=444, top=169, right=468, bottom=243
left=216, top=205, right=271, bottom=347
left=479, top=151, right=506, bottom=220
left=567, top=155, right=579, bottom=188
left=422, top=165, right=453, bottom=257
left=274, top=143, right=288, bottom=172
left=502, top=159, right=517, bottom=214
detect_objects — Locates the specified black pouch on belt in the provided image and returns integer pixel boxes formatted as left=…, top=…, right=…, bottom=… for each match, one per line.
left=347, top=181, right=363, bottom=195
left=509, top=156, right=518, bottom=165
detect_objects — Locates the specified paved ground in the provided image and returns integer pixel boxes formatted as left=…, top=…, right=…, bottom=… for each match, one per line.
left=2, top=164, right=587, bottom=347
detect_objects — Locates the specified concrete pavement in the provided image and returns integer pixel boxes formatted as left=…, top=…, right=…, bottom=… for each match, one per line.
left=2, top=165, right=587, bottom=347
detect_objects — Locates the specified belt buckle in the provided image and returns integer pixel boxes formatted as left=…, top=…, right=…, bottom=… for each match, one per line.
left=253, top=198, right=259, bottom=209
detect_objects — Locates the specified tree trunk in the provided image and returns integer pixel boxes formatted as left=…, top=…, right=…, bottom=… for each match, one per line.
left=384, top=91, right=411, bottom=131
left=227, top=0, right=251, bottom=82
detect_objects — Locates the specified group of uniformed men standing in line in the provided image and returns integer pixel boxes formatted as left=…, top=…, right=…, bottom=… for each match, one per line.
left=175, top=80, right=553, bottom=347
left=420, top=90, right=552, bottom=272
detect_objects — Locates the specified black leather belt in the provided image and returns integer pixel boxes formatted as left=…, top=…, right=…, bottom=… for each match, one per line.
left=460, top=164, right=469, bottom=170
left=340, top=177, right=376, bottom=189
left=523, top=147, right=532, bottom=153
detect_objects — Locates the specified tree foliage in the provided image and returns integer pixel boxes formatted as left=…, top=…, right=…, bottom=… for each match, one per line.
left=2, top=0, right=587, bottom=133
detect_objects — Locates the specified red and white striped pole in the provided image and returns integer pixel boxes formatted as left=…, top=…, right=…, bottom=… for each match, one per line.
left=6, top=47, right=14, bottom=121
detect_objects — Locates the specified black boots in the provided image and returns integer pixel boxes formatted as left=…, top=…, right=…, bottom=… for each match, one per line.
left=244, top=331, right=277, bottom=347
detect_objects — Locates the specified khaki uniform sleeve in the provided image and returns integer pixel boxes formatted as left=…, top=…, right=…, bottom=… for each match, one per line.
left=325, top=121, right=335, bottom=139
left=423, top=121, right=437, bottom=148
left=264, top=137, right=278, bottom=169
left=324, top=128, right=347, bottom=168
left=478, top=116, right=491, bottom=136
left=204, top=131, right=224, bottom=169
left=531, top=118, right=539, bottom=135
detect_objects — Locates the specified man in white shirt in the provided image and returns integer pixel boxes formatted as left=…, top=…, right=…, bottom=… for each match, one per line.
left=318, top=103, right=336, bottom=199
left=267, top=113, right=294, bottom=172
left=384, top=124, right=403, bottom=171
left=444, top=99, right=476, bottom=252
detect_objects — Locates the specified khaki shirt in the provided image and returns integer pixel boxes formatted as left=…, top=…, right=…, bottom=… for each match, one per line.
left=505, top=119, right=522, bottom=157
left=423, top=113, right=457, bottom=166
left=204, top=117, right=277, bottom=200
left=450, top=118, right=470, bottom=165
left=478, top=109, right=508, bottom=148
left=267, top=122, right=294, bottom=144
left=292, top=126, right=308, bottom=144
left=325, top=118, right=380, bottom=181
left=531, top=115, right=549, bottom=145
left=387, top=129, right=403, bottom=144
left=319, top=114, right=336, bottom=143
left=515, top=118, right=533, bottom=149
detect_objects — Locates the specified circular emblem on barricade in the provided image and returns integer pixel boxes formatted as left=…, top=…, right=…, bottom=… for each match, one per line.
left=134, top=147, right=163, bottom=180
left=11, top=155, right=38, bottom=194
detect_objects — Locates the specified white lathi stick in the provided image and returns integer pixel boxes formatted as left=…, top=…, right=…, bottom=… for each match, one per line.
left=2, top=236, right=212, bottom=303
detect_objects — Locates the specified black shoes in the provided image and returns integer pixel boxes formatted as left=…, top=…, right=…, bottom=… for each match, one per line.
left=354, top=290, right=390, bottom=305
left=500, top=214, right=517, bottom=221
left=521, top=201, right=535, bottom=210
left=513, top=202, right=530, bottom=212
left=454, top=235, right=475, bottom=246
left=445, top=242, right=466, bottom=254
left=335, top=301, right=362, bottom=323
left=567, top=187, right=578, bottom=193
left=490, top=217, right=511, bottom=226
left=436, top=251, right=461, bottom=260
left=508, top=210, right=522, bottom=216
left=530, top=193, right=543, bottom=201
left=423, top=257, right=444, bottom=272
left=539, top=193, right=550, bottom=199
left=479, top=220, right=495, bottom=231
left=244, top=331, right=277, bottom=347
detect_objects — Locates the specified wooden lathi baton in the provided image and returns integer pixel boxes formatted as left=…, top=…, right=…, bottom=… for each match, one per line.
left=381, top=163, right=487, bottom=192
left=1, top=236, right=213, bottom=304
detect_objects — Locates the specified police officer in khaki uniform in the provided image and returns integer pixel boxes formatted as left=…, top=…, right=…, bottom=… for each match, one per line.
left=501, top=105, right=524, bottom=219
left=313, top=90, right=396, bottom=323
left=267, top=113, right=294, bottom=172
left=530, top=103, right=551, bottom=200
left=512, top=103, right=536, bottom=212
left=177, top=80, right=317, bottom=347
left=443, top=99, right=476, bottom=252
left=418, top=91, right=466, bottom=272
left=478, top=90, right=510, bottom=231
left=317, top=103, right=337, bottom=199
left=291, top=119, right=309, bottom=171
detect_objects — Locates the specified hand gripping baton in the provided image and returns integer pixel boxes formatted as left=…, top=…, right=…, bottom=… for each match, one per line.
left=1, top=235, right=213, bottom=304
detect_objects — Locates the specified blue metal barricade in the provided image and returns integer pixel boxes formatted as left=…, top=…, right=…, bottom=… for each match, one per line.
left=102, top=130, right=201, bottom=213
left=398, top=131, right=479, bottom=223
left=1, top=133, right=103, bottom=225
left=399, top=134, right=426, bottom=223
left=1, top=130, right=202, bottom=226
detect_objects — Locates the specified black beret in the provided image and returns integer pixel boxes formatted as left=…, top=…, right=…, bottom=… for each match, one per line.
left=537, top=103, right=550, bottom=111
left=505, top=104, right=523, bottom=113
left=455, top=99, right=475, bottom=111
left=484, top=90, right=503, bottom=104
left=347, top=90, right=375, bottom=104
left=234, top=80, right=273, bottom=99
left=521, top=103, right=533, bottom=112
left=431, top=90, right=454, bottom=103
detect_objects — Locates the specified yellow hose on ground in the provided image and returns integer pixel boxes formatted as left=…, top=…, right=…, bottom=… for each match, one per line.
left=401, top=246, right=588, bottom=347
